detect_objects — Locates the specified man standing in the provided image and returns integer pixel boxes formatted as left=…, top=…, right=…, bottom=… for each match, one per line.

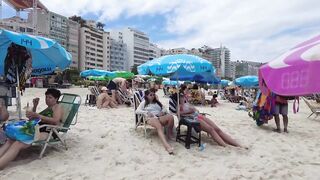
left=274, top=95, right=289, bottom=133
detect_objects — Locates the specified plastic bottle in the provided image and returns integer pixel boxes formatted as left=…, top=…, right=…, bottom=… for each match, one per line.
left=199, top=143, right=206, bottom=151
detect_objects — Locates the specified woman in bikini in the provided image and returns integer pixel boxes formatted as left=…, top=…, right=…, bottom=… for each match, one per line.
left=0, top=88, right=63, bottom=169
left=178, top=93, right=241, bottom=147
left=135, top=89, right=175, bottom=154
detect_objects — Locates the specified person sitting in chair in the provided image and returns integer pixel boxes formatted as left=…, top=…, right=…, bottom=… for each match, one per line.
left=96, top=87, right=117, bottom=109
left=0, top=88, right=64, bottom=169
left=178, top=93, right=241, bottom=148
left=135, top=89, right=175, bottom=154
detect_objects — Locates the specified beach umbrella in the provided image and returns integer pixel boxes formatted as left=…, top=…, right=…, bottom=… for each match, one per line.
left=80, top=69, right=114, bottom=78
left=138, top=54, right=220, bottom=84
left=162, top=80, right=180, bottom=86
left=113, top=71, right=134, bottom=79
left=87, top=76, right=109, bottom=81
left=220, top=79, right=231, bottom=87
left=0, top=29, right=71, bottom=119
left=259, top=34, right=320, bottom=96
left=235, top=75, right=258, bottom=88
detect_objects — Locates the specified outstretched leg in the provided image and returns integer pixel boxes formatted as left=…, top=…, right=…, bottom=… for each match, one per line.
left=147, top=118, right=173, bottom=154
left=159, top=114, right=174, bottom=140
left=0, top=139, right=13, bottom=157
left=202, top=117, right=241, bottom=147
left=199, top=120, right=227, bottom=147
left=0, top=141, right=30, bottom=169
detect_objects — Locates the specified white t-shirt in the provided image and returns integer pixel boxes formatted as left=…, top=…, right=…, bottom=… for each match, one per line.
left=135, top=100, right=167, bottom=116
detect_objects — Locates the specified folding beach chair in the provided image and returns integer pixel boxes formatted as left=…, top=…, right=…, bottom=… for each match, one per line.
left=118, top=88, right=133, bottom=106
left=133, top=90, right=149, bottom=137
left=32, top=93, right=81, bottom=158
left=302, top=97, right=320, bottom=118
left=85, top=86, right=100, bottom=106
left=169, top=94, right=201, bottom=149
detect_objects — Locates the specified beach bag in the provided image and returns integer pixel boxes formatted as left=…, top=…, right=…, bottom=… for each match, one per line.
left=3, top=119, right=40, bottom=144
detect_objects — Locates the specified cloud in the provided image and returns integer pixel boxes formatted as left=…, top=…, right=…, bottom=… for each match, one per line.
left=40, top=0, right=320, bottom=62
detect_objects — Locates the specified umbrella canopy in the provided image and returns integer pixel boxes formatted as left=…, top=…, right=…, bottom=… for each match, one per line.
left=113, top=71, right=134, bottom=79
left=80, top=69, right=114, bottom=78
left=235, top=75, right=258, bottom=88
left=138, top=54, right=220, bottom=84
left=162, top=80, right=180, bottom=86
left=259, top=34, right=320, bottom=96
left=220, top=79, right=231, bottom=87
left=87, top=76, right=109, bottom=81
left=0, top=29, right=71, bottom=76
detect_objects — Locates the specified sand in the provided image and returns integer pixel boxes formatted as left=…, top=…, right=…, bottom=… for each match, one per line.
left=0, top=87, right=320, bottom=180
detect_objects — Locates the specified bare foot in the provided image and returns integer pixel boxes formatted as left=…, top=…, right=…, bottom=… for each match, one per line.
left=165, top=146, right=174, bottom=155
left=284, top=128, right=289, bottom=133
left=273, top=128, right=281, bottom=133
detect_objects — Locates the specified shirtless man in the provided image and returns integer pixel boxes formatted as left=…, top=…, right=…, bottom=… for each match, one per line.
left=107, top=77, right=129, bottom=104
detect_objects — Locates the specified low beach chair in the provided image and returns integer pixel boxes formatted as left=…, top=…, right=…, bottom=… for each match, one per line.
left=133, top=90, right=150, bottom=137
left=118, top=88, right=133, bottom=106
left=169, top=94, right=201, bottom=149
left=32, top=93, right=81, bottom=158
left=302, top=97, right=320, bottom=118
left=85, top=86, right=100, bottom=106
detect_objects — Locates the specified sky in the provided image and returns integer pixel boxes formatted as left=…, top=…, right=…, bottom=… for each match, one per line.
left=2, top=0, right=320, bottom=63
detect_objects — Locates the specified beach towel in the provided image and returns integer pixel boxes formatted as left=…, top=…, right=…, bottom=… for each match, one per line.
left=251, top=90, right=276, bottom=126
left=3, top=119, right=40, bottom=144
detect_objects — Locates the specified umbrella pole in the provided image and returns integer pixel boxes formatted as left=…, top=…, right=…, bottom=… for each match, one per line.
left=16, top=66, right=22, bottom=119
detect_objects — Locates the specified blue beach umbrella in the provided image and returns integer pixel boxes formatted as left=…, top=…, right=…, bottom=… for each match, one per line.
left=138, top=54, right=220, bottom=84
left=80, top=69, right=115, bottom=78
left=235, top=75, right=258, bottom=88
left=0, top=29, right=71, bottom=119
left=220, top=79, right=231, bottom=87
left=162, top=80, right=179, bottom=86
left=0, top=29, right=71, bottom=76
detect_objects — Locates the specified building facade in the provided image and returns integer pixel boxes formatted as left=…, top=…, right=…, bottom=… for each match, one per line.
left=110, top=38, right=127, bottom=71
left=149, top=43, right=162, bottom=60
left=67, top=19, right=80, bottom=69
left=0, top=16, right=34, bottom=33
left=235, top=60, right=262, bottom=78
left=209, top=47, right=231, bottom=78
left=111, top=28, right=150, bottom=71
left=79, top=22, right=110, bottom=71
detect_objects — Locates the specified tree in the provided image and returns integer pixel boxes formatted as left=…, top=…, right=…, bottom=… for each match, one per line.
left=96, top=22, right=105, bottom=30
left=131, top=64, right=138, bottom=75
left=69, top=15, right=86, bottom=27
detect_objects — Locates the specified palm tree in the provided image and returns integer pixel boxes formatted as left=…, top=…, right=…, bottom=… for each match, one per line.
left=69, top=15, right=86, bottom=27
left=96, top=22, right=105, bottom=30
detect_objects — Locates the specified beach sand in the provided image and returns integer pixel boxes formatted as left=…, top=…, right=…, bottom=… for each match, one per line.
left=1, top=87, right=320, bottom=180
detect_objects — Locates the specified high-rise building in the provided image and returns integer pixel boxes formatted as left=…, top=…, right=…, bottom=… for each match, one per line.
left=67, top=19, right=80, bottom=69
left=230, top=61, right=237, bottom=79
left=110, top=38, right=127, bottom=71
left=235, top=60, right=262, bottom=78
left=165, top=48, right=189, bottom=55
left=79, top=21, right=110, bottom=71
left=28, top=10, right=68, bottom=48
left=209, top=47, right=231, bottom=78
left=149, top=43, right=162, bottom=60
left=111, top=28, right=150, bottom=71
left=0, top=16, right=34, bottom=33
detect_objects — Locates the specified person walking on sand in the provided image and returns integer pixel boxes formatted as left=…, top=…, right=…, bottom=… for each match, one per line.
left=273, top=95, right=289, bottom=133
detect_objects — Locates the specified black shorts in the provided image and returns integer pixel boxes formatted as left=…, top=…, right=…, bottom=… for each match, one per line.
left=107, top=81, right=118, bottom=91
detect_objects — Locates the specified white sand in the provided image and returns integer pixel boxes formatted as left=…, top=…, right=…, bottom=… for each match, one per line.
left=1, top=87, right=320, bottom=180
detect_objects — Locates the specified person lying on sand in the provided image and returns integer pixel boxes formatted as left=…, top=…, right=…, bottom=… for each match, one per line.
left=0, top=88, right=64, bottom=169
left=135, top=89, right=175, bottom=155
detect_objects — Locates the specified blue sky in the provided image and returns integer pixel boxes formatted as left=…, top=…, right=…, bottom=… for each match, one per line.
left=2, top=0, right=320, bottom=62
